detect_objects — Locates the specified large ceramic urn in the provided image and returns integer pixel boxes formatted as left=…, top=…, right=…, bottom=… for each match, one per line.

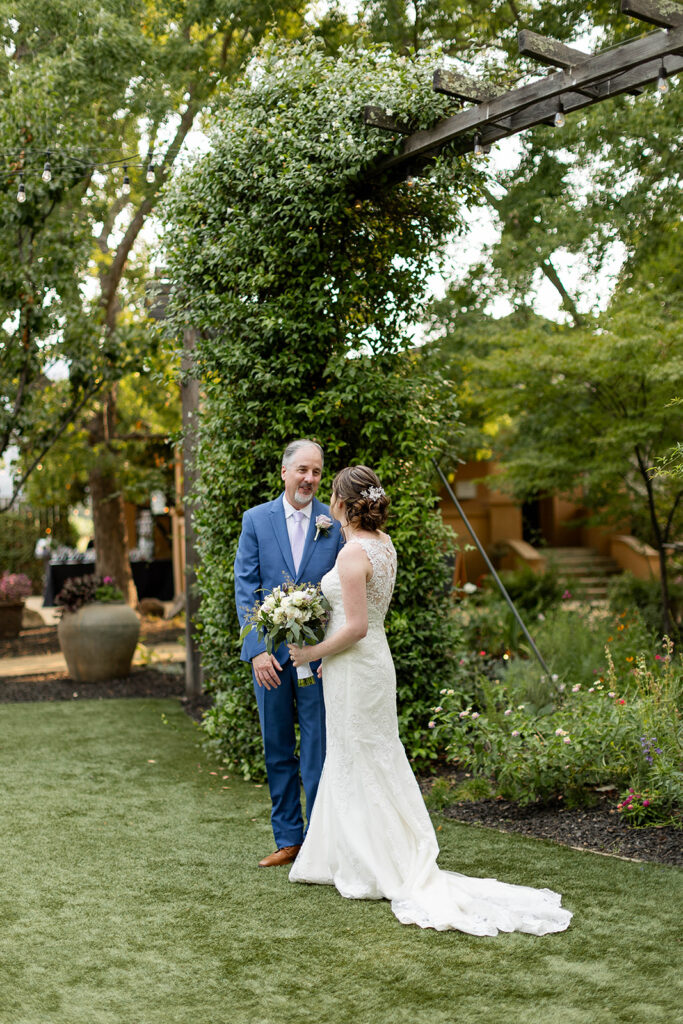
left=58, top=602, right=140, bottom=683
left=0, top=601, right=25, bottom=637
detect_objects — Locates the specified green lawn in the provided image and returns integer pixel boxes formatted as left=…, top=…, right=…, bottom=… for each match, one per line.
left=0, top=698, right=680, bottom=1024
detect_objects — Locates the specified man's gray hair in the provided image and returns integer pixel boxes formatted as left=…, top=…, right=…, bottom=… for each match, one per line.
left=282, top=439, right=324, bottom=468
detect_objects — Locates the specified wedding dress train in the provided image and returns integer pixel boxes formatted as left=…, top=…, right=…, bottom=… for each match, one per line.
left=289, top=536, right=572, bottom=936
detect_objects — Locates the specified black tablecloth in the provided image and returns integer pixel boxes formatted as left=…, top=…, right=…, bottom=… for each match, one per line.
left=45, top=560, right=174, bottom=606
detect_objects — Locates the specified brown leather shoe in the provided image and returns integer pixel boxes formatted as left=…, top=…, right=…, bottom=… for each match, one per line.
left=258, top=845, right=302, bottom=868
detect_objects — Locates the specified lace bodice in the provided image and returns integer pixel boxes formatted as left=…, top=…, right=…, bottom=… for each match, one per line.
left=321, top=536, right=396, bottom=630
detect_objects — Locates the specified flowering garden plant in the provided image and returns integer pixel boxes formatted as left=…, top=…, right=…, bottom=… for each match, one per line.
left=240, top=581, right=331, bottom=686
left=430, top=637, right=682, bottom=825
left=55, top=574, right=124, bottom=614
left=0, top=572, right=32, bottom=602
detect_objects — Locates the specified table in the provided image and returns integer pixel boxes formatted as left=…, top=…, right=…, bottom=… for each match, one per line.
left=44, top=560, right=174, bottom=606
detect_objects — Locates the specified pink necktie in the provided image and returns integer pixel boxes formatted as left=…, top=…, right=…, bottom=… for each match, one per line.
left=291, top=510, right=306, bottom=573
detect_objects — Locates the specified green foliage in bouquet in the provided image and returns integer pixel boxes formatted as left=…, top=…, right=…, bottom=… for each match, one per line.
left=162, top=41, right=481, bottom=778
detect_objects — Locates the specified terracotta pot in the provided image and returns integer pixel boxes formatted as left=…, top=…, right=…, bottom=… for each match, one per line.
left=58, top=602, right=140, bottom=683
left=0, top=600, right=25, bottom=637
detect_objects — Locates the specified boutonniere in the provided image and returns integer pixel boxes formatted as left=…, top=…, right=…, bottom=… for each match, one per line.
left=314, top=514, right=333, bottom=541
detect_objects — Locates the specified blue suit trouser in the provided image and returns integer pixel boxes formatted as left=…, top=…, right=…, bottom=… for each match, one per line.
left=253, top=659, right=326, bottom=848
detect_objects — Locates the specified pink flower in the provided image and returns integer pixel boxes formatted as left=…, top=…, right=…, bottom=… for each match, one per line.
left=608, top=691, right=616, bottom=698
left=511, top=730, right=520, bottom=737
left=471, top=712, right=480, bottom=720
left=618, top=699, right=626, bottom=705
left=504, top=709, right=512, bottom=716
left=572, top=684, right=581, bottom=692
left=479, top=650, right=486, bottom=657
left=428, top=721, right=435, bottom=729
left=562, top=589, right=572, bottom=600
left=563, top=736, right=571, bottom=744
left=655, top=654, right=662, bottom=661
left=643, top=799, right=650, bottom=807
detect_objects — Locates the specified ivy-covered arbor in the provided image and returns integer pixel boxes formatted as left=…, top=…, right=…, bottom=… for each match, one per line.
left=163, top=0, right=682, bottom=777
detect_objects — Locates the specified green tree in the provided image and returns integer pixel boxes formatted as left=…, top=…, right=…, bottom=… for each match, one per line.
left=0, top=0, right=309, bottom=599
left=162, top=40, right=481, bottom=776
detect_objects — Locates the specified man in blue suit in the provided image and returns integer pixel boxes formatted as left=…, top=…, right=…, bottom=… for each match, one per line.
left=234, top=439, right=344, bottom=867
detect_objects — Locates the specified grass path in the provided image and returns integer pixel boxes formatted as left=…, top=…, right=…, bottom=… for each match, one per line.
left=0, top=699, right=680, bottom=1024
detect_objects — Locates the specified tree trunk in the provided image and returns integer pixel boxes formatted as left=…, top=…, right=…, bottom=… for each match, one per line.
left=88, top=396, right=137, bottom=606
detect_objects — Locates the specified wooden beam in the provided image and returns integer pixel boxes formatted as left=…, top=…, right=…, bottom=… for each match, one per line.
left=433, top=68, right=498, bottom=103
left=621, top=0, right=683, bottom=29
left=518, top=28, right=643, bottom=96
left=371, top=24, right=683, bottom=174
left=518, top=29, right=590, bottom=68
left=363, top=105, right=412, bottom=135
left=460, top=53, right=683, bottom=153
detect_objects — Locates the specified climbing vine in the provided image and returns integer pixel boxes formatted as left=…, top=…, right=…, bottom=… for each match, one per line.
left=163, top=40, right=484, bottom=777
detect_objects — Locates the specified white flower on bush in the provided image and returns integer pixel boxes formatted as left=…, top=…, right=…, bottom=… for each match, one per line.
left=440, top=688, right=447, bottom=695
left=555, top=728, right=568, bottom=737
left=511, top=730, right=520, bottom=737
left=434, top=706, right=443, bottom=713
left=447, top=688, right=454, bottom=695
left=517, top=704, right=525, bottom=711
left=572, top=683, right=581, bottom=692
left=471, top=712, right=480, bottom=720
left=563, top=736, right=571, bottom=744
left=608, top=691, right=616, bottom=698
left=504, top=709, right=512, bottom=716
left=462, top=582, right=478, bottom=594
left=428, top=720, right=436, bottom=729
left=459, top=710, right=470, bottom=719
left=588, top=687, right=595, bottom=693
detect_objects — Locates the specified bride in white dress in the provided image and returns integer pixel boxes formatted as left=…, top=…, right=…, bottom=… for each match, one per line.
left=288, top=466, right=572, bottom=936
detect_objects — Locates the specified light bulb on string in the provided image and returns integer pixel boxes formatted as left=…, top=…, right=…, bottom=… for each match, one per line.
left=657, top=63, right=669, bottom=94
left=405, top=174, right=415, bottom=187
left=17, top=174, right=26, bottom=203
left=473, top=133, right=485, bottom=157
left=122, top=164, right=131, bottom=195
left=42, top=150, right=52, bottom=183
left=554, top=100, right=565, bottom=128
left=146, top=160, right=155, bottom=184
left=353, top=198, right=363, bottom=211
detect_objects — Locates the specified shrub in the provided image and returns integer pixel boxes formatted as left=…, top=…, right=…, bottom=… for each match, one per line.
left=0, top=572, right=32, bottom=601
left=432, top=637, right=682, bottom=824
left=56, top=575, right=124, bottom=613
left=609, top=571, right=683, bottom=639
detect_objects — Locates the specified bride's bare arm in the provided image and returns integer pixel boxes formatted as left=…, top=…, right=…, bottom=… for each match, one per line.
left=288, top=544, right=370, bottom=666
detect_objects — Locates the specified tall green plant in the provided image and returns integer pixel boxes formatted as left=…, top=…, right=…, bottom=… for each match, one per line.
left=163, top=41, right=482, bottom=776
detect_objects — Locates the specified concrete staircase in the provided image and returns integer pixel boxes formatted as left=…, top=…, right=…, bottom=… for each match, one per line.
left=544, top=547, right=622, bottom=603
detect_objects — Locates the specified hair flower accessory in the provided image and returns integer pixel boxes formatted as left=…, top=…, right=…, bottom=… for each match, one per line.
left=314, top=514, right=333, bottom=541
left=360, top=485, right=386, bottom=503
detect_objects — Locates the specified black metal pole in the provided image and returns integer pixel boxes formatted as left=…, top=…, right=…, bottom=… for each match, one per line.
left=433, top=458, right=552, bottom=678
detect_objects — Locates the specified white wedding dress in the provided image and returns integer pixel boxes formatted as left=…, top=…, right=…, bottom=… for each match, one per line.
left=289, top=536, right=573, bottom=936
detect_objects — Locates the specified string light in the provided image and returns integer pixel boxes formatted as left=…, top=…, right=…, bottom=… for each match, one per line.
left=17, top=173, right=26, bottom=203
left=554, top=100, right=565, bottom=128
left=122, top=164, right=131, bottom=195
left=657, top=62, right=669, bottom=94
left=353, top=198, right=363, bottom=211
left=146, top=159, right=155, bottom=184
left=473, top=133, right=485, bottom=157
left=42, top=150, right=52, bottom=183
left=405, top=174, right=415, bottom=187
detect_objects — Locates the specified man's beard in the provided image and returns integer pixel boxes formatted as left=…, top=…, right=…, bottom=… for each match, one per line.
left=294, top=488, right=313, bottom=506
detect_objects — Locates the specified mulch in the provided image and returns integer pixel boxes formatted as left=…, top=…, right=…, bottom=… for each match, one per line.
left=440, top=793, right=682, bottom=868
left=2, top=623, right=681, bottom=867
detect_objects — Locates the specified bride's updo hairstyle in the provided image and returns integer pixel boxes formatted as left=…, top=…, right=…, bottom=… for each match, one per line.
left=332, top=466, right=390, bottom=532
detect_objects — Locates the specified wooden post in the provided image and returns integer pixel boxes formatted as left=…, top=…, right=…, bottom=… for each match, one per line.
left=182, top=327, right=202, bottom=698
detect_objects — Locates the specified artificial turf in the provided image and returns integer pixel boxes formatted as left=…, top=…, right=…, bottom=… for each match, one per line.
left=0, top=698, right=680, bottom=1024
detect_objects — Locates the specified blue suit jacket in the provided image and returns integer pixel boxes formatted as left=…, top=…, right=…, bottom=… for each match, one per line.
left=234, top=494, right=344, bottom=664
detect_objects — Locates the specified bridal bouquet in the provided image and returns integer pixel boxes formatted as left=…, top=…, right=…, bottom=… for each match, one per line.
left=240, top=582, right=331, bottom=685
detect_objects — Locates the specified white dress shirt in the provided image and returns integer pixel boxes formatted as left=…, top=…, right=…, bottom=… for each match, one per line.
left=282, top=493, right=312, bottom=559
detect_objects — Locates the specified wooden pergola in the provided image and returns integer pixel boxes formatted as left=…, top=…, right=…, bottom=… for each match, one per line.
left=362, top=0, right=682, bottom=186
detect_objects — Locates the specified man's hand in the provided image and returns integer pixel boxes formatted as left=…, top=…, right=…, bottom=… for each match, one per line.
left=252, top=651, right=283, bottom=690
